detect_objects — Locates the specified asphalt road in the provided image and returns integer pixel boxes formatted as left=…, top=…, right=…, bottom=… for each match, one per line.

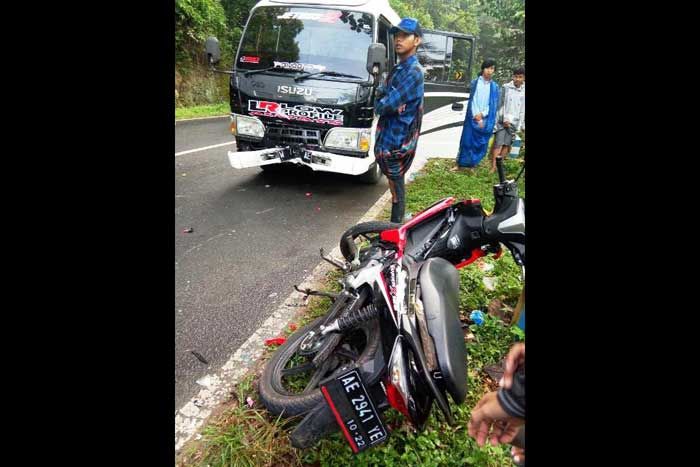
left=175, top=117, right=388, bottom=409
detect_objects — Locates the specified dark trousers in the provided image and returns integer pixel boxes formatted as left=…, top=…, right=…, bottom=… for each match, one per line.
left=389, top=175, right=405, bottom=223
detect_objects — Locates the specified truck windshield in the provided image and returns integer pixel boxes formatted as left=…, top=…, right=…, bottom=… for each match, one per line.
left=236, top=7, right=373, bottom=80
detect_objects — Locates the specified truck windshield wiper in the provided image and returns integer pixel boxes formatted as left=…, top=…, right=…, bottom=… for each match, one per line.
left=294, top=71, right=363, bottom=82
left=243, top=67, right=301, bottom=77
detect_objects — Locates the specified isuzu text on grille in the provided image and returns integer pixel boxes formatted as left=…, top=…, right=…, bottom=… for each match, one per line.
left=248, top=100, right=344, bottom=126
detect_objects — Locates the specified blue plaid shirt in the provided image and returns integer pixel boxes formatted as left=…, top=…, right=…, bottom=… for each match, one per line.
left=374, top=55, right=424, bottom=153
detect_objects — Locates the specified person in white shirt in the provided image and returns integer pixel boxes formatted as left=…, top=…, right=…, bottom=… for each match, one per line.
left=490, top=67, right=525, bottom=173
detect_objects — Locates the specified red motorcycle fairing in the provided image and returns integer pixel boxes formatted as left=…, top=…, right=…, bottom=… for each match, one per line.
left=380, top=197, right=492, bottom=268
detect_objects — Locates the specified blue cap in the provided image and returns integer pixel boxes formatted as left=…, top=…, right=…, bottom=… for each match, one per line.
left=390, top=17, right=423, bottom=37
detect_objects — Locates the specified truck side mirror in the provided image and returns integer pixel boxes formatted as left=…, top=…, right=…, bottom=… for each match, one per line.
left=366, top=43, right=387, bottom=75
left=205, top=37, right=221, bottom=66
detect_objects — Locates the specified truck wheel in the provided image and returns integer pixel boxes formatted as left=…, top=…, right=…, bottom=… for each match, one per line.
left=357, top=162, right=383, bottom=184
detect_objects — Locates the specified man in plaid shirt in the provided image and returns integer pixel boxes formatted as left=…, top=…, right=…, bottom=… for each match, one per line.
left=374, top=17, right=425, bottom=224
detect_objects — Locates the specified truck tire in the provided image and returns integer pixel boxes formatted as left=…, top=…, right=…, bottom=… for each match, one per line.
left=357, top=162, right=383, bottom=184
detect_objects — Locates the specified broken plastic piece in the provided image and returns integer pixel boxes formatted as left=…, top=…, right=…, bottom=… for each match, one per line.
left=469, top=310, right=485, bottom=326
left=190, top=350, right=209, bottom=364
left=265, top=337, right=286, bottom=346
left=482, top=276, right=497, bottom=291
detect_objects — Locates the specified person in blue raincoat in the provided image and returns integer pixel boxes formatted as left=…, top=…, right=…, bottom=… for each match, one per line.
left=452, top=59, right=500, bottom=171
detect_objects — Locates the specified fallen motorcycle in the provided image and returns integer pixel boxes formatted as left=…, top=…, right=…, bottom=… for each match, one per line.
left=259, top=157, right=525, bottom=451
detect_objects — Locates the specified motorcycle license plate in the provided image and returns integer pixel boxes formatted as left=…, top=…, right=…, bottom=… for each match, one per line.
left=320, top=368, right=388, bottom=453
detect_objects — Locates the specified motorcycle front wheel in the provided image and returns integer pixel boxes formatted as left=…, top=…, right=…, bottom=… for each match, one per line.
left=259, top=312, right=381, bottom=417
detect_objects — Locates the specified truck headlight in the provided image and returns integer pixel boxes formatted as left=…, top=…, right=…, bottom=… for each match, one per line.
left=231, top=114, right=265, bottom=139
left=324, top=128, right=371, bottom=153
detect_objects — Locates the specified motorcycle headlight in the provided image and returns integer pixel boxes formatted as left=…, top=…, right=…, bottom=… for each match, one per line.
left=232, top=114, right=265, bottom=139
left=324, top=128, right=371, bottom=153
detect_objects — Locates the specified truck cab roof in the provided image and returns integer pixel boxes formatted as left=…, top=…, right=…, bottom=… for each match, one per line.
left=254, top=0, right=400, bottom=24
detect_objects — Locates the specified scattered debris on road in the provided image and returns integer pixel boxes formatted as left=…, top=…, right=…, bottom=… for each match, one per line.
left=264, top=337, right=286, bottom=346
left=190, top=350, right=209, bottom=365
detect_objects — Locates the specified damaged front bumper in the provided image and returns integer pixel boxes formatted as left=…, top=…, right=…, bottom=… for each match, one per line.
left=227, top=145, right=373, bottom=176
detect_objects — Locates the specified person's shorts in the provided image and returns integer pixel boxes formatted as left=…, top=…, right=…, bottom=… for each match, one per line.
left=375, top=148, right=414, bottom=180
left=494, top=127, right=516, bottom=147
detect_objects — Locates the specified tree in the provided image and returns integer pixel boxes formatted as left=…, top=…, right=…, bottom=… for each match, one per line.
left=473, top=0, right=525, bottom=82
left=175, top=0, right=229, bottom=66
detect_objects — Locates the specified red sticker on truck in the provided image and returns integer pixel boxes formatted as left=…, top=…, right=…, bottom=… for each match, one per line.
left=240, top=55, right=261, bottom=64
left=248, top=100, right=344, bottom=126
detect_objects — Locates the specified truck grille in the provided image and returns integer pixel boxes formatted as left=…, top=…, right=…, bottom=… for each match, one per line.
left=267, top=125, right=322, bottom=147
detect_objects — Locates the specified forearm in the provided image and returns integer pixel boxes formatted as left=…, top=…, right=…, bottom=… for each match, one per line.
left=497, top=366, right=525, bottom=418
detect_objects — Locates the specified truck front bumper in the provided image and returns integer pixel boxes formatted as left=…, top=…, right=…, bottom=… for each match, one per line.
left=227, top=145, right=373, bottom=176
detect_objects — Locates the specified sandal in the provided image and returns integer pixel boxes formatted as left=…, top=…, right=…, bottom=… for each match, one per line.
left=511, top=426, right=525, bottom=465
left=511, top=446, right=525, bottom=466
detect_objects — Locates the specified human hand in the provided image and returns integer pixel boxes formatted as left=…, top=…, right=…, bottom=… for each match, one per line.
left=499, top=342, right=525, bottom=390
left=468, top=391, right=524, bottom=446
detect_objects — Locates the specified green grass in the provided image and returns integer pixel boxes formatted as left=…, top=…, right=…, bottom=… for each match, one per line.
left=175, top=102, right=230, bottom=120
left=406, top=157, right=525, bottom=219
left=179, top=158, right=526, bottom=466
left=179, top=374, right=303, bottom=467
